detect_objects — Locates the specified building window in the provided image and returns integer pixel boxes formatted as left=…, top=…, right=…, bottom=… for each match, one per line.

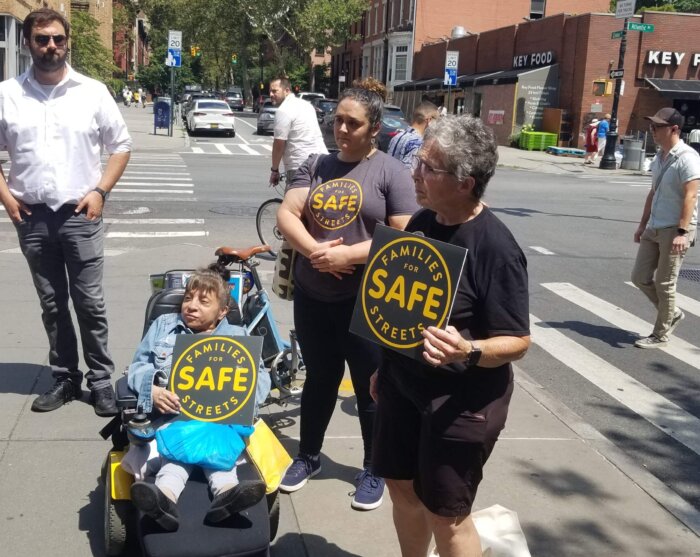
left=530, top=0, right=546, bottom=19
left=363, top=55, right=369, bottom=77
left=394, top=45, right=408, bottom=81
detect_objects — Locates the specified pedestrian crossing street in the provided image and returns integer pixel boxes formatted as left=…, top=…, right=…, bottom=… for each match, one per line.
left=0, top=153, right=208, bottom=253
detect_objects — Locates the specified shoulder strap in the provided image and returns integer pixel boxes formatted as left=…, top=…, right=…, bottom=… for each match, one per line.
left=653, top=149, right=693, bottom=192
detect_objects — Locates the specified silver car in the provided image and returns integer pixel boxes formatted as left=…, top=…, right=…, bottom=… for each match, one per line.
left=185, top=99, right=236, bottom=137
left=256, top=101, right=277, bottom=135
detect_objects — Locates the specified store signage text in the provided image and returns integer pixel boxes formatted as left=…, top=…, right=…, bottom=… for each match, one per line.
left=513, top=51, right=555, bottom=69
left=646, top=50, right=700, bottom=66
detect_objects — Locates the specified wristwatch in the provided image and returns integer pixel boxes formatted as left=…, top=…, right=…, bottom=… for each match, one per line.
left=464, top=342, right=482, bottom=367
left=270, top=167, right=279, bottom=173
left=92, top=187, right=107, bottom=201
left=678, top=227, right=689, bottom=236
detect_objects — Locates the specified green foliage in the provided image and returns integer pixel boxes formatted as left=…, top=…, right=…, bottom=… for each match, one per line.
left=638, top=4, right=676, bottom=11
left=70, top=11, right=119, bottom=82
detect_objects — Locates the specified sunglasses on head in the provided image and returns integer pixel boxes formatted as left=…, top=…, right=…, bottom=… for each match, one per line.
left=33, top=34, right=67, bottom=47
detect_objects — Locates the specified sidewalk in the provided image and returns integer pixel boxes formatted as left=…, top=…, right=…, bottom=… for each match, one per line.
left=497, top=144, right=648, bottom=177
left=118, top=103, right=187, bottom=152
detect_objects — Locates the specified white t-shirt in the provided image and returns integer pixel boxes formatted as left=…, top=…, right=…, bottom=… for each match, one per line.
left=274, top=94, right=328, bottom=173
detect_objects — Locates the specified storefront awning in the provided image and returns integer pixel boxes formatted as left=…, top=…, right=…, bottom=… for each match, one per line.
left=394, top=65, right=556, bottom=92
left=646, top=78, right=700, bottom=99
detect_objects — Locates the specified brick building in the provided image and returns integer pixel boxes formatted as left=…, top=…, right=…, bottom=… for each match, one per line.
left=330, top=0, right=608, bottom=98
left=71, top=0, right=113, bottom=51
left=393, top=10, right=700, bottom=147
left=112, top=1, right=149, bottom=80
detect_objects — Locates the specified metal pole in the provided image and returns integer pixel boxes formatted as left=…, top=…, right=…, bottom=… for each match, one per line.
left=599, top=17, right=627, bottom=170
left=169, top=66, right=174, bottom=137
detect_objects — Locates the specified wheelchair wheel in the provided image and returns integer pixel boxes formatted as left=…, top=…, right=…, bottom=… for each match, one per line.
left=102, top=455, right=132, bottom=556
left=256, top=199, right=283, bottom=257
left=267, top=491, right=280, bottom=542
left=270, top=348, right=305, bottom=397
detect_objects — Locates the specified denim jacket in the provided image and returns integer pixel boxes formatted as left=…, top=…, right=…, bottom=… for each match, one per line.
left=127, top=313, right=271, bottom=414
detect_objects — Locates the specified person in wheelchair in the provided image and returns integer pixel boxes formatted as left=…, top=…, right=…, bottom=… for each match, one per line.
left=125, top=268, right=271, bottom=532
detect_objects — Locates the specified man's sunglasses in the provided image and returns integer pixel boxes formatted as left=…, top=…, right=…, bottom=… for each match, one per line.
left=33, top=34, right=67, bottom=47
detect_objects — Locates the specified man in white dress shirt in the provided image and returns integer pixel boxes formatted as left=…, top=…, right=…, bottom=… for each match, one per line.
left=0, top=8, right=132, bottom=416
left=268, top=77, right=327, bottom=185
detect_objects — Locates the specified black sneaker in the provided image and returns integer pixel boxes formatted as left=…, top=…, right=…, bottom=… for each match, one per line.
left=90, top=385, right=118, bottom=417
left=31, top=380, right=82, bottom=412
left=205, top=480, right=267, bottom=523
left=130, top=482, right=179, bottom=532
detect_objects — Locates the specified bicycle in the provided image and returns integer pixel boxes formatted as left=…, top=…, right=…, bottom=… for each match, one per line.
left=148, top=244, right=305, bottom=405
left=256, top=178, right=285, bottom=258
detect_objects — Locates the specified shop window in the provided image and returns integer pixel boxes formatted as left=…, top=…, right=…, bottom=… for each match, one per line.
left=473, top=93, right=482, bottom=118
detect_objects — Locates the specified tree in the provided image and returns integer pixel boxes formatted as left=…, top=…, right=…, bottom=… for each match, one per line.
left=70, top=11, right=120, bottom=83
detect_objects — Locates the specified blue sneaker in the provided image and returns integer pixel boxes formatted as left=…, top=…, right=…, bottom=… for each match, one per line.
left=279, top=453, right=321, bottom=493
left=351, top=468, right=385, bottom=510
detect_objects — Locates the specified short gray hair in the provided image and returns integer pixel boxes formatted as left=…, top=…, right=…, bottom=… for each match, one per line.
left=423, top=115, right=499, bottom=199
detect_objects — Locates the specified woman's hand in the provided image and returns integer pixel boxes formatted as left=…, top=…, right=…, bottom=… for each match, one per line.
left=421, top=325, right=471, bottom=367
left=309, top=237, right=356, bottom=279
left=152, top=385, right=181, bottom=414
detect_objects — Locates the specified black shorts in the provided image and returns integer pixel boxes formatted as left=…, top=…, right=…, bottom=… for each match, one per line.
left=372, top=364, right=513, bottom=517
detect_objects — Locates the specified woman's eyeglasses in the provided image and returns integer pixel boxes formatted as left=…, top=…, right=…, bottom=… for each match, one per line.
left=33, top=34, right=67, bottom=47
left=411, top=155, right=452, bottom=176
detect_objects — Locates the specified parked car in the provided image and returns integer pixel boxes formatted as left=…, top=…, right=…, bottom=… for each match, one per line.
left=254, top=95, right=271, bottom=113
left=256, top=100, right=278, bottom=134
left=298, top=92, right=326, bottom=102
left=181, top=92, right=216, bottom=122
left=320, top=107, right=410, bottom=152
left=185, top=99, right=236, bottom=136
left=311, top=98, right=338, bottom=123
left=224, top=87, right=244, bottom=111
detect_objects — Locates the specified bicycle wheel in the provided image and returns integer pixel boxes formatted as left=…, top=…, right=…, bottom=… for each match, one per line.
left=256, top=199, right=284, bottom=257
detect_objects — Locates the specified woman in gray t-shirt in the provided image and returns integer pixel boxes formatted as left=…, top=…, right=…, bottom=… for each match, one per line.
left=276, top=87, right=418, bottom=511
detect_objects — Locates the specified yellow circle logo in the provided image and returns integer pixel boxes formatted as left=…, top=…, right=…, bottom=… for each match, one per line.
left=169, top=336, right=257, bottom=422
left=361, top=237, right=452, bottom=349
left=308, top=179, right=363, bottom=230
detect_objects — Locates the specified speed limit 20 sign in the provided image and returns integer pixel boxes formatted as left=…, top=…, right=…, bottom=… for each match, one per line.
left=445, top=50, right=459, bottom=70
left=168, top=30, right=182, bottom=50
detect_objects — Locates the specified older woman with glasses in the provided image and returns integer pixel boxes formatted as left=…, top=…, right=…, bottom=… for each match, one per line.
left=371, top=114, right=531, bottom=557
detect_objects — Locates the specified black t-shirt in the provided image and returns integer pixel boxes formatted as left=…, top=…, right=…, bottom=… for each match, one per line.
left=287, top=151, right=418, bottom=302
left=383, top=207, right=530, bottom=399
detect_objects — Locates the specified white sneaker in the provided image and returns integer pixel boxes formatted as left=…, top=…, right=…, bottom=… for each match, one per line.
left=635, top=335, right=669, bottom=349
left=667, top=309, right=685, bottom=336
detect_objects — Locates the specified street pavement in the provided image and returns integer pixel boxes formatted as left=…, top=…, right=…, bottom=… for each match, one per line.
left=0, top=106, right=698, bottom=556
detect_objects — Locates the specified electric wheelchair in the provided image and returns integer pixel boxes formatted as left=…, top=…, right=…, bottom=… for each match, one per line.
left=99, top=274, right=287, bottom=557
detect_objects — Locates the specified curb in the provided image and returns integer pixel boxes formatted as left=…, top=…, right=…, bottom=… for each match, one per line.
left=514, top=367, right=700, bottom=537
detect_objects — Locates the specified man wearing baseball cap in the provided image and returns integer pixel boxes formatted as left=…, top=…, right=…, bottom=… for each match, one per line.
left=631, top=107, right=700, bottom=348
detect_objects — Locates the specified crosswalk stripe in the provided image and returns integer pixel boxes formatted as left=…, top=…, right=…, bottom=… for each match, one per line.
left=105, top=231, right=208, bottom=238
left=114, top=188, right=194, bottom=194
left=126, top=163, right=187, bottom=167
left=1, top=247, right=126, bottom=256
left=215, top=144, right=232, bottom=155
left=625, top=281, right=700, bottom=318
left=259, top=144, right=272, bottom=152
left=530, top=246, right=555, bottom=255
left=104, top=218, right=204, bottom=224
left=117, top=182, right=193, bottom=187
left=239, top=144, right=260, bottom=155
left=122, top=173, right=192, bottom=179
left=531, top=313, right=700, bottom=457
left=542, top=282, right=699, bottom=368
left=191, top=147, right=204, bottom=154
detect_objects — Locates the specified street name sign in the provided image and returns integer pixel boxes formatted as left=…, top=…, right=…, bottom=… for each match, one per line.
left=610, top=69, right=624, bottom=79
left=616, top=0, right=635, bottom=19
left=627, top=22, right=654, bottom=32
left=611, top=30, right=624, bottom=39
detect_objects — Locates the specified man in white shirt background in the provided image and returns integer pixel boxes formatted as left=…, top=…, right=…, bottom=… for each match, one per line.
left=0, top=8, right=132, bottom=416
left=268, top=77, right=327, bottom=185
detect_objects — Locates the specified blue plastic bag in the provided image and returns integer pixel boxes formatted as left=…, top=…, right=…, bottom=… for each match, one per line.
left=156, top=421, right=254, bottom=471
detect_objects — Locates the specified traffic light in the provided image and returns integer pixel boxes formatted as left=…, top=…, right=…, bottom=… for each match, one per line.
left=231, top=53, right=238, bottom=65
left=190, top=45, right=201, bottom=58
left=592, top=79, right=613, bottom=96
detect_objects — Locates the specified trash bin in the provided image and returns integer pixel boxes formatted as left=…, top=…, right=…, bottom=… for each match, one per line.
left=621, top=138, right=644, bottom=170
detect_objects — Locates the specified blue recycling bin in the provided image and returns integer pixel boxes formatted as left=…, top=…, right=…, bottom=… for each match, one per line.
left=154, top=97, right=171, bottom=134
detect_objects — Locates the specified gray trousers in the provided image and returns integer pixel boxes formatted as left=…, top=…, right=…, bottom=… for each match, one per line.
left=14, top=204, right=113, bottom=390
